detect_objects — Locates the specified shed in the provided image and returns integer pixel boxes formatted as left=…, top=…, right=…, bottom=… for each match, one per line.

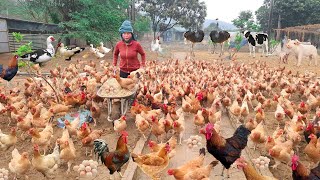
left=0, top=16, right=60, bottom=53
left=162, top=26, right=186, bottom=42
left=274, top=24, right=320, bottom=47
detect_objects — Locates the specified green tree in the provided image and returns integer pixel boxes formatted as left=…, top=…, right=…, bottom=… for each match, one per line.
left=0, top=0, right=30, bottom=20
left=60, top=0, right=128, bottom=45
left=232, top=10, right=260, bottom=31
left=133, top=14, right=151, bottom=39
left=204, top=22, right=221, bottom=34
left=138, top=0, right=206, bottom=38
left=256, top=0, right=320, bottom=31
left=17, top=0, right=83, bottom=23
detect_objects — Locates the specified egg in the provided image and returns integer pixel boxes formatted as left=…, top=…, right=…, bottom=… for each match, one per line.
left=192, top=140, right=198, bottom=145
left=259, top=165, right=265, bottom=169
left=3, top=176, right=7, bottom=180
left=78, top=164, right=85, bottom=172
left=260, top=160, right=265, bottom=165
left=264, top=164, right=269, bottom=168
left=197, top=136, right=202, bottom=141
left=80, top=170, right=86, bottom=176
left=86, top=172, right=93, bottom=177
left=85, top=166, right=92, bottom=172
left=82, top=160, right=88, bottom=164
left=188, top=144, right=193, bottom=148
left=92, top=169, right=98, bottom=176
left=90, top=163, right=97, bottom=170
left=197, top=142, right=202, bottom=146
left=94, top=161, right=99, bottom=166
left=187, top=139, right=192, bottom=144
left=193, top=144, right=198, bottom=148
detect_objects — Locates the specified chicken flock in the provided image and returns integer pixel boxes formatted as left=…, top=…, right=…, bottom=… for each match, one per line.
left=1, top=49, right=320, bottom=180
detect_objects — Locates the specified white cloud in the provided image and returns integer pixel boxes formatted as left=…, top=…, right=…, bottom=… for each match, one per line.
left=202, top=0, right=264, bottom=23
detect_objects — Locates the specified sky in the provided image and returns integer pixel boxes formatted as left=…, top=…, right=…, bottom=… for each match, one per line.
left=202, top=0, right=264, bottom=23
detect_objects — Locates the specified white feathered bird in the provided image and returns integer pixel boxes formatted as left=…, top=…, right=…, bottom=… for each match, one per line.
left=151, top=37, right=163, bottom=54
left=98, top=42, right=111, bottom=54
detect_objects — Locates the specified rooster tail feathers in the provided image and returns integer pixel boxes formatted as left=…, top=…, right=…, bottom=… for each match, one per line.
left=93, top=139, right=109, bottom=159
left=199, top=147, right=206, bottom=156
left=234, top=124, right=251, bottom=136
left=310, top=163, right=320, bottom=178
left=228, top=124, right=251, bottom=149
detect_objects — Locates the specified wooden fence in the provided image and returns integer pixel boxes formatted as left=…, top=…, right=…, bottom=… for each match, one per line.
left=8, top=33, right=61, bottom=52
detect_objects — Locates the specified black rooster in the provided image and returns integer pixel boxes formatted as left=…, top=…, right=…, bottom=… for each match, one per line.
left=200, top=123, right=251, bottom=178
left=292, top=154, right=320, bottom=179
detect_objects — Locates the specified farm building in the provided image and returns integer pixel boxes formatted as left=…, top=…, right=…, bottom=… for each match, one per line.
left=162, top=26, right=186, bottom=42
left=274, top=24, right=320, bottom=48
left=0, top=16, right=60, bottom=53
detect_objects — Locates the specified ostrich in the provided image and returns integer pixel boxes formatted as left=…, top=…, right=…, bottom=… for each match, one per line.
left=184, top=30, right=205, bottom=57
left=209, top=30, right=231, bottom=57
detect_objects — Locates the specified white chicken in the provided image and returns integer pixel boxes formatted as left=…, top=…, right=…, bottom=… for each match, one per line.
left=9, top=148, right=31, bottom=180
left=32, top=142, right=60, bottom=178
left=151, top=37, right=163, bottom=54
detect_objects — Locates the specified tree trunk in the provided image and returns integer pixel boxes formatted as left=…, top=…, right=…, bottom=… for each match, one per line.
left=276, top=14, right=281, bottom=41
left=267, top=0, right=274, bottom=36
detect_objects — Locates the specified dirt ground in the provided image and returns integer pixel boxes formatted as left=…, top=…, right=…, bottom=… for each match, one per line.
left=0, top=42, right=319, bottom=179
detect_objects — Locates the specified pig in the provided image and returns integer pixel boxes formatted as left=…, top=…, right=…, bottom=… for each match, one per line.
left=286, top=39, right=318, bottom=67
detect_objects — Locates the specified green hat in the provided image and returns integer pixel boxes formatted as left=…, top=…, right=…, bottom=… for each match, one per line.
left=119, top=20, right=133, bottom=34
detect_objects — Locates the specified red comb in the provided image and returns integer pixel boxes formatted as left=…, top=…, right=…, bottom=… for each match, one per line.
left=121, top=131, right=128, bottom=136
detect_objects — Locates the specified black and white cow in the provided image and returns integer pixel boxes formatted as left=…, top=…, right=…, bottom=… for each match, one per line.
left=243, top=31, right=269, bottom=57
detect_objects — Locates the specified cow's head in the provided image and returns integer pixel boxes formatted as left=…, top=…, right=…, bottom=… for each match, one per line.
left=243, top=30, right=251, bottom=38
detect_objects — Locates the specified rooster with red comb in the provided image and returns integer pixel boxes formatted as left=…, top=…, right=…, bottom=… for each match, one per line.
left=93, top=131, right=130, bottom=179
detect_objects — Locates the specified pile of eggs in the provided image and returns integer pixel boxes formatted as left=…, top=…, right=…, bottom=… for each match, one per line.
left=73, top=160, right=99, bottom=178
left=185, top=135, right=202, bottom=149
left=0, top=168, right=9, bottom=180
left=99, top=78, right=134, bottom=97
left=252, top=156, right=270, bottom=169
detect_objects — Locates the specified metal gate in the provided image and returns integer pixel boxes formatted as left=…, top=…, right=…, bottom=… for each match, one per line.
left=0, top=19, right=9, bottom=53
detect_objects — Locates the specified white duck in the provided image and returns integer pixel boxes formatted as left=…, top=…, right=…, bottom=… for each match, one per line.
left=94, top=49, right=105, bottom=59
left=58, top=43, right=83, bottom=61
left=20, top=36, right=55, bottom=65
left=98, top=42, right=111, bottom=54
